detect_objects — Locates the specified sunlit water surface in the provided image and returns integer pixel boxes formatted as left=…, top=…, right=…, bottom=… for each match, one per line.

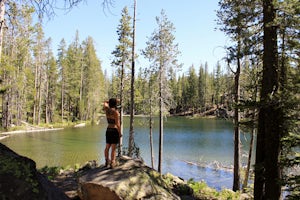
left=1, top=117, right=254, bottom=190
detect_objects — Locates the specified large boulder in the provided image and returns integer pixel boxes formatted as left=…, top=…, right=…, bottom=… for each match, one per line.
left=0, top=143, right=69, bottom=200
left=78, top=156, right=180, bottom=200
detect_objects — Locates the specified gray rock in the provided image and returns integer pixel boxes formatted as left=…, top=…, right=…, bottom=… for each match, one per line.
left=78, top=156, right=180, bottom=200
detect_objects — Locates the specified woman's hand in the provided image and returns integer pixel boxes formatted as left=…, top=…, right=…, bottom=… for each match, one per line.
left=103, top=101, right=108, bottom=106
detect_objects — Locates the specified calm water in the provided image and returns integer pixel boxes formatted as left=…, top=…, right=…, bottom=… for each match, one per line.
left=1, top=117, right=254, bottom=190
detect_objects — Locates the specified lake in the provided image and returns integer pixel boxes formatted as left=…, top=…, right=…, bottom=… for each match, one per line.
left=1, top=116, right=254, bottom=190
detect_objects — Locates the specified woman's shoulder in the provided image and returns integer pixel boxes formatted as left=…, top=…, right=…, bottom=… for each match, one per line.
left=106, top=108, right=118, bottom=115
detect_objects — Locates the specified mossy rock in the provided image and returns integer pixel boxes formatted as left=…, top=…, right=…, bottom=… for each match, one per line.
left=0, top=143, right=69, bottom=200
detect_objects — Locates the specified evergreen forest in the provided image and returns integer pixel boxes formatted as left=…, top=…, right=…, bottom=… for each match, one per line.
left=0, top=0, right=299, bottom=199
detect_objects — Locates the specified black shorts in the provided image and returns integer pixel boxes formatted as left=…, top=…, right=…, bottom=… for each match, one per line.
left=106, top=128, right=119, bottom=144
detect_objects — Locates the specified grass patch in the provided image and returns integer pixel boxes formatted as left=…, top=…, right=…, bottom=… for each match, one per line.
left=187, top=179, right=248, bottom=200
left=39, top=166, right=63, bottom=180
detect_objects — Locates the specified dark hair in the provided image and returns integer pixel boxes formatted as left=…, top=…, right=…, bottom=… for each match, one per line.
left=109, top=98, right=117, bottom=108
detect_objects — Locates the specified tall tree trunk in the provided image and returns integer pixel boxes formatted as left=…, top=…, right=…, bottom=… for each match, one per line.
left=254, top=0, right=281, bottom=199
left=280, top=13, right=287, bottom=89
left=79, top=59, right=83, bottom=120
left=118, top=62, right=124, bottom=157
left=61, top=77, right=64, bottom=123
left=2, top=93, right=10, bottom=130
left=149, top=80, right=154, bottom=169
left=158, top=65, right=163, bottom=173
left=16, top=91, right=21, bottom=126
left=128, top=0, right=136, bottom=157
left=45, top=79, right=49, bottom=124
left=37, top=67, right=42, bottom=125
left=243, top=125, right=255, bottom=191
left=33, top=62, right=38, bottom=124
left=0, top=0, right=5, bottom=62
left=233, top=51, right=241, bottom=191
left=242, top=80, right=258, bottom=192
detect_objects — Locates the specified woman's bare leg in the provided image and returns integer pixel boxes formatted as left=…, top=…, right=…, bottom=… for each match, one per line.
left=111, top=144, right=117, bottom=167
left=104, top=143, right=111, bottom=165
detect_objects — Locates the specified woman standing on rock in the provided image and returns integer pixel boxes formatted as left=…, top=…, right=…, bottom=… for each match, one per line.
left=103, top=98, right=121, bottom=168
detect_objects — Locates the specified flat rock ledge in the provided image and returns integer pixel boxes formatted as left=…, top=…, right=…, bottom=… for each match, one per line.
left=77, top=156, right=182, bottom=200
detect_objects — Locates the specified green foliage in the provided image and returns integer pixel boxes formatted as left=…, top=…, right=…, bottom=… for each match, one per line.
left=81, top=36, right=105, bottom=121
left=188, top=179, right=210, bottom=192
left=187, top=179, right=245, bottom=200
left=219, top=189, right=242, bottom=200
left=278, top=45, right=300, bottom=199
left=0, top=156, right=40, bottom=195
left=143, top=9, right=182, bottom=113
left=186, top=65, right=198, bottom=109
left=39, top=165, right=62, bottom=180
left=38, top=162, right=85, bottom=180
left=1, top=2, right=107, bottom=126
left=198, top=64, right=207, bottom=108
left=122, top=145, right=142, bottom=160
left=74, top=163, right=81, bottom=171
left=110, top=6, right=133, bottom=113
left=160, top=173, right=193, bottom=196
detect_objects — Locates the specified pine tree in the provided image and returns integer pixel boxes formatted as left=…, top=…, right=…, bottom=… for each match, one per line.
left=181, top=74, right=189, bottom=112
left=217, top=0, right=261, bottom=191
left=81, top=36, right=105, bottom=122
left=198, top=64, right=206, bottom=110
left=111, top=6, right=132, bottom=155
left=44, top=39, right=58, bottom=124
left=65, top=31, right=83, bottom=121
left=1, top=2, right=35, bottom=128
left=0, top=0, right=6, bottom=62
left=32, top=17, right=48, bottom=125
left=213, top=62, right=222, bottom=106
left=143, top=9, right=181, bottom=173
left=187, top=65, right=198, bottom=114
left=135, top=67, right=147, bottom=114
left=254, top=0, right=282, bottom=198
left=128, top=0, right=137, bottom=157
left=277, top=0, right=300, bottom=198
left=57, top=39, right=68, bottom=123
left=168, top=67, right=178, bottom=114
left=144, top=68, right=159, bottom=169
